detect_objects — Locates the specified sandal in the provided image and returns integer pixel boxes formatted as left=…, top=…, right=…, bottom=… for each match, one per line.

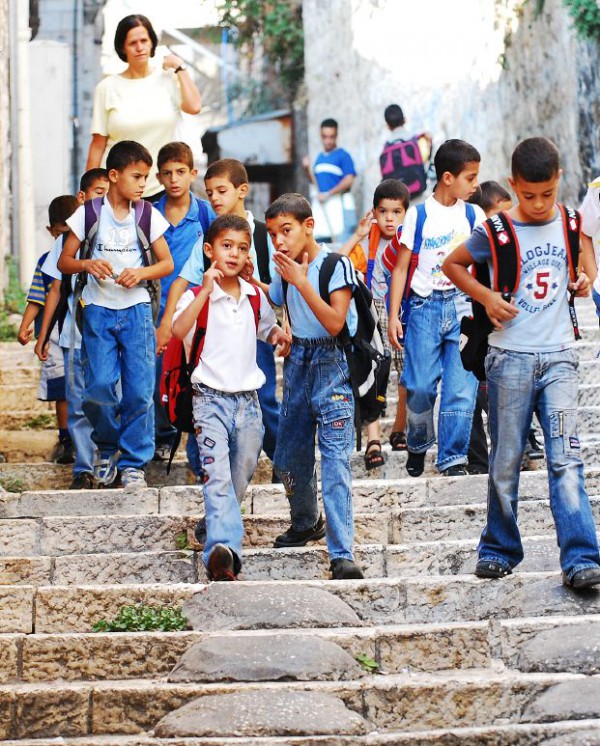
left=364, top=440, right=385, bottom=471
left=389, top=431, right=407, bottom=451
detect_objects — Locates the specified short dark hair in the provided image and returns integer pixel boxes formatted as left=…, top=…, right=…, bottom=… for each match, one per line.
left=205, top=214, right=251, bottom=246
left=106, top=140, right=152, bottom=172
left=157, top=141, right=194, bottom=170
left=478, top=180, right=512, bottom=213
left=79, top=168, right=108, bottom=193
left=511, top=137, right=560, bottom=182
left=114, top=14, right=158, bottom=63
left=205, top=158, right=248, bottom=188
left=434, top=139, right=481, bottom=180
left=384, top=104, right=405, bottom=129
left=320, top=118, right=338, bottom=130
left=48, top=195, right=79, bottom=226
left=265, top=193, right=313, bottom=223
left=373, top=179, right=410, bottom=210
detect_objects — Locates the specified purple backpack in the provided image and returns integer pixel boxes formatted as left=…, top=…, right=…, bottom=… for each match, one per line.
left=379, top=137, right=428, bottom=197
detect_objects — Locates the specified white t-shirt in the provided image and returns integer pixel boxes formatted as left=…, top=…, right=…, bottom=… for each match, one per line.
left=41, top=238, right=81, bottom=350
left=401, top=195, right=485, bottom=296
left=173, top=279, right=277, bottom=393
left=91, top=69, right=182, bottom=198
left=580, top=177, right=600, bottom=294
left=67, top=199, right=169, bottom=310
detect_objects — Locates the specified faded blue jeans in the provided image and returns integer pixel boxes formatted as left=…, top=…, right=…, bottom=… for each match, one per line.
left=81, top=303, right=155, bottom=470
left=479, top=346, right=600, bottom=581
left=401, top=290, right=478, bottom=471
left=274, top=340, right=355, bottom=561
left=193, top=385, right=263, bottom=574
left=63, top=346, right=95, bottom=476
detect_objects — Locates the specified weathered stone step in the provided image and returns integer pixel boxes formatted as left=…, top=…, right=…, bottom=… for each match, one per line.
left=4, top=573, right=600, bottom=634
left=0, top=670, right=593, bottom=740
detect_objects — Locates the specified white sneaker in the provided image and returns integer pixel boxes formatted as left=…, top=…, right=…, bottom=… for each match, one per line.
left=94, top=452, right=119, bottom=486
left=121, top=467, right=147, bottom=490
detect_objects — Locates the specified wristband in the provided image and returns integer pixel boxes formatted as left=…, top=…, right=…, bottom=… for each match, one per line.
left=174, top=65, right=187, bottom=74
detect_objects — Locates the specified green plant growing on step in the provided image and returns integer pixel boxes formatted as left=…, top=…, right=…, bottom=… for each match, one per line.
left=92, top=604, right=188, bottom=632
left=0, top=257, right=28, bottom=342
left=0, top=477, right=24, bottom=493
left=355, top=652, right=380, bottom=673
left=23, top=412, right=55, bottom=430
left=175, top=531, right=190, bottom=550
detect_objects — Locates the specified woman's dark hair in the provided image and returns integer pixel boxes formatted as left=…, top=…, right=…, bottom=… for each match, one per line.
left=114, top=15, right=158, bottom=63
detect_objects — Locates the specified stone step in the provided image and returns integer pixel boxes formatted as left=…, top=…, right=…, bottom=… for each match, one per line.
left=0, top=670, right=595, bottom=740
left=4, top=572, right=600, bottom=635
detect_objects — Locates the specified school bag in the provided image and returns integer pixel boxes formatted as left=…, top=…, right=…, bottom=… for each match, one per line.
left=72, top=197, right=159, bottom=332
left=203, top=220, right=271, bottom=284
left=459, top=204, right=581, bottom=381
left=348, top=224, right=381, bottom=290
left=400, top=201, right=476, bottom=332
left=159, top=285, right=262, bottom=472
left=379, top=134, right=430, bottom=197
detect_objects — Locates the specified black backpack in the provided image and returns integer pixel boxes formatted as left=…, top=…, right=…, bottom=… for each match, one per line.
left=459, top=204, right=581, bottom=381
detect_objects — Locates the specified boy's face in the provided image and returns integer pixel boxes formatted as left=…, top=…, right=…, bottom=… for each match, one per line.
left=267, top=214, right=314, bottom=261
left=509, top=173, right=560, bottom=223
left=486, top=196, right=514, bottom=218
left=444, top=161, right=480, bottom=202
left=47, top=222, right=70, bottom=239
left=204, top=176, right=247, bottom=215
left=205, top=229, right=251, bottom=277
left=79, top=177, right=110, bottom=204
left=320, top=126, right=338, bottom=153
left=374, top=198, right=406, bottom=239
left=109, top=161, right=150, bottom=201
left=158, top=160, right=198, bottom=199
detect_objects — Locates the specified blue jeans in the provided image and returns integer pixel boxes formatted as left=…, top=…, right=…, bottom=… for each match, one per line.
left=274, top=341, right=355, bottom=561
left=193, top=386, right=263, bottom=573
left=479, top=347, right=600, bottom=580
left=81, top=303, right=155, bottom=470
left=63, top=346, right=95, bottom=476
left=401, top=290, right=478, bottom=470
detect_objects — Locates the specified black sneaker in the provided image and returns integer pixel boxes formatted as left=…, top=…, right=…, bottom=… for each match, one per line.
left=273, top=514, right=326, bottom=548
left=563, top=566, right=600, bottom=590
left=51, top=439, right=75, bottom=465
left=526, top=429, right=545, bottom=460
left=207, top=544, right=237, bottom=581
left=406, top=451, right=426, bottom=477
left=443, top=464, right=469, bottom=477
left=69, top=473, right=94, bottom=490
left=466, top=463, right=488, bottom=475
left=194, top=516, right=207, bottom=545
left=330, top=558, right=364, bottom=580
left=475, top=559, right=512, bottom=579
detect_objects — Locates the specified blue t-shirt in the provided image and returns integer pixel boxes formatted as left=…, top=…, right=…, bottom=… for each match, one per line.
left=466, top=210, right=574, bottom=353
left=155, top=194, right=216, bottom=318
left=27, top=252, right=52, bottom=337
left=313, top=148, right=356, bottom=193
left=270, top=248, right=358, bottom=339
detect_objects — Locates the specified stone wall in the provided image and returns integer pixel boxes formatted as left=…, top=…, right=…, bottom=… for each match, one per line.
left=302, top=0, right=600, bottom=211
left=0, top=0, right=10, bottom=303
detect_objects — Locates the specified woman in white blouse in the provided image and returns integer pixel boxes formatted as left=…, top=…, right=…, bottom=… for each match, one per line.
left=86, top=14, right=202, bottom=200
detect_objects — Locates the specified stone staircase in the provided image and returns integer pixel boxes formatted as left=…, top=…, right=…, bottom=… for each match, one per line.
left=1, top=301, right=600, bottom=744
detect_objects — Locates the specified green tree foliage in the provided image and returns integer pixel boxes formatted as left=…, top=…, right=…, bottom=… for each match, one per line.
left=534, top=0, right=600, bottom=42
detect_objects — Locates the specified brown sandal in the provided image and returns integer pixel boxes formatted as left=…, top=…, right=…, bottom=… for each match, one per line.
left=365, top=440, right=385, bottom=471
left=389, top=431, right=407, bottom=451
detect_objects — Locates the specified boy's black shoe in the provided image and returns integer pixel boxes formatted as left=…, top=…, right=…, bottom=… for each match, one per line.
left=526, top=429, right=545, bottom=460
left=273, top=514, right=326, bottom=547
left=69, top=472, right=94, bottom=490
left=563, top=566, right=600, bottom=590
left=194, top=516, right=207, bottom=546
left=466, top=463, right=488, bottom=475
left=406, top=451, right=425, bottom=477
left=475, top=559, right=512, bottom=579
left=443, top=464, right=469, bottom=477
left=51, top=439, right=75, bottom=465
left=207, top=544, right=237, bottom=581
left=330, top=558, right=364, bottom=580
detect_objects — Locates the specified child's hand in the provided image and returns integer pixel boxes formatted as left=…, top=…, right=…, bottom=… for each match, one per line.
left=269, top=326, right=292, bottom=358
left=156, top=323, right=172, bottom=355
left=18, top=324, right=33, bottom=346
left=355, top=210, right=374, bottom=241
left=115, top=268, right=144, bottom=288
left=84, top=258, right=113, bottom=280
left=34, top=337, right=49, bottom=362
left=388, top=315, right=404, bottom=350
left=240, top=258, right=254, bottom=282
left=570, top=272, right=590, bottom=298
left=274, top=251, right=309, bottom=288
left=484, top=291, right=518, bottom=330
left=202, top=261, right=224, bottom=295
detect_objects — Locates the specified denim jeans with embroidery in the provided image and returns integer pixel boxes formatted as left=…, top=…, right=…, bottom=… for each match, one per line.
left=193, top=386, right=263, bottom=574
left=274, top=342, right=355, bottom=561
left=401, top=290, right=478, bottom=470
left=81, top=303, right=155, bottom=470
left=479, top=347, right=600, bottom=581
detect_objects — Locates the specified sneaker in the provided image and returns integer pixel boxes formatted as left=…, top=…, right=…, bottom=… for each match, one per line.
left=273, top=514, right=326, bottom=548
left=406, top=450, right=426, bottom=478
left=94, top=452, right=119, bottom=486
left=525, top=429, right=545, bottom=460
left=69, top=472, right=94, bottom=490
left=194, top=516, right=207, bottom=545
left=466, top=463, right=488, bottom=475
left=563, top=566, right=600, bottom=590
left=443, top=464, right=469, bottom=477
left=207, top=544, right=237, bottom=581
left=330, top=558, right=364, bottom=580
left=152, top=443, right=173, bottom=462
left=50, top=439, right=75, bottom=465
left=121, top=467, right=147, bottom=490
left=475, top=559, right=512, bottom=579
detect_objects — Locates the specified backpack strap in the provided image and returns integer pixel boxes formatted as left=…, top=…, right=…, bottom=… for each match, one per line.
left=247, top=286, right=262, bottom=330
left=253, top=221, right=271, bottom=284
left=465, top=202, right=476, bottom=232
left=558, top=203, right=581, bottom=340
left=194, top=196, right=213, bottom=234
left=133, top=199, right=154, bottom=266
left=401, top=203, right=427, bottom=305
left=482, top=211, right=520, bottom=296
left=318, top=252, right=353, bottom=345
left=365, top=223, right=381, bottom=290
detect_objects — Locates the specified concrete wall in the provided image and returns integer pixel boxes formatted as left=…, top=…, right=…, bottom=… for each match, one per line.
left=302, top=0, right=600, bottom=212
left=0, top=0, right=10, bottom=302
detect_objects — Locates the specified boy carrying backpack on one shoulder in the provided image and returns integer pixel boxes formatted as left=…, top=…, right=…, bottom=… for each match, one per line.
left=443, top=136, right=600, bottom=589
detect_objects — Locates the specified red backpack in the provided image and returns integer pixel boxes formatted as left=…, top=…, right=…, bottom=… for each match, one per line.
left=159, top=286, right=261, bottom=471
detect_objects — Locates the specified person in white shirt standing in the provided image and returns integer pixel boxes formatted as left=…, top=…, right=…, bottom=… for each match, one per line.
left=172, top=215, right=290, bottom=581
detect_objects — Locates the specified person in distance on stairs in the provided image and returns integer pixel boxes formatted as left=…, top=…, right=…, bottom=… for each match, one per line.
left=444, top=136, right=600, bottom=590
